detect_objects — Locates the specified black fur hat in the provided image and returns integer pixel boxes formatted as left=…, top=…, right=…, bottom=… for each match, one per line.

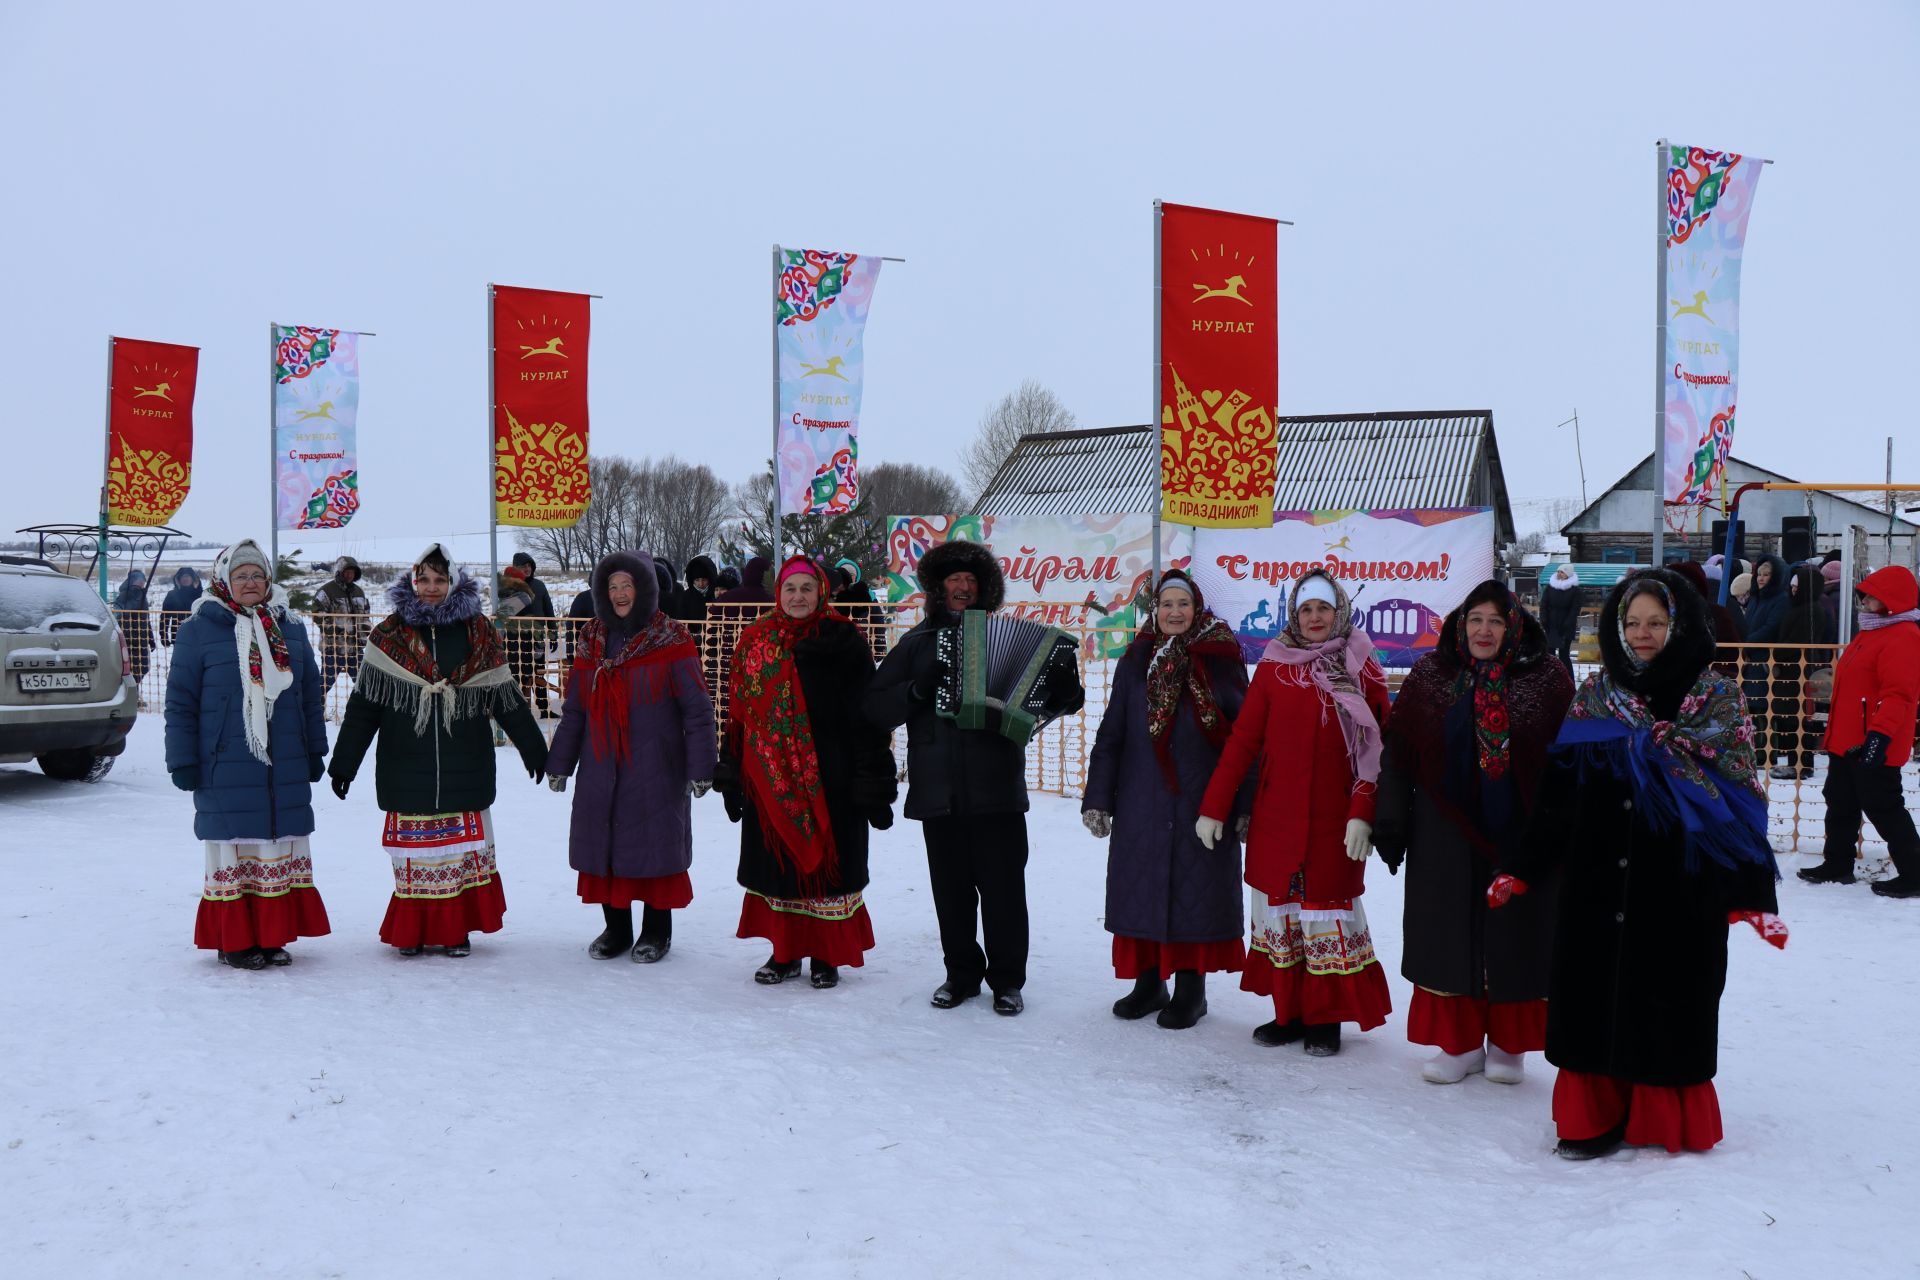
left=916, top=539, right=1004, bottom=613
left=1597, top=566, right=1716, bottom=698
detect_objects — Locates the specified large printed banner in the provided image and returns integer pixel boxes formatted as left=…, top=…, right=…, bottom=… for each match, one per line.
left=1159, top=202, right=1279, bottom=528
left=493, top=285, right=591, bottom=528
left=885, top=513, right=1194, bottom=656
left=1663, top=144, right=1762, bottom=505
left=777, top=248, right=882, bottom=517
left=274, top=326, right=361, bottom=530
left=1187, top=508, right=1496, bottom=667
left=106, top=337, right=198, bottom=526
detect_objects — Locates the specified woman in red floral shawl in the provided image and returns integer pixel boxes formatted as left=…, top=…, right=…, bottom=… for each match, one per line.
left=715, top=557, right=898, bottom=989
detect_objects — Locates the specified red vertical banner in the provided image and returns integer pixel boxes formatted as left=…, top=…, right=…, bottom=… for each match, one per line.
left=106, top=337, right=198, bottom=526
left=493, top=285, right=591, bottom=527
left=1159, top=203, right=1279, bottom=528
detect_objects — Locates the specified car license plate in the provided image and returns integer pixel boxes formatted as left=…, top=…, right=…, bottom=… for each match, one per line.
left=17, top=671, right=91, bottom=692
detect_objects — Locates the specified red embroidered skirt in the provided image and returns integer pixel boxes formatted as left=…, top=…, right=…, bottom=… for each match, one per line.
left=1240, top=892, right=1392, bottom=1031
left=194, top=837, right=331, bottom=951
left=1552, top=1069, right=1724, bottom=1153
left=737, top=891, right=875, bottom=967
left=1407, top=988, right=1549, bottom=1055
left=1110, top=934, right=1246, bottom=979
left=577, top=871, right=694, bottom=910
left=379, top=810, right=505, bottom=948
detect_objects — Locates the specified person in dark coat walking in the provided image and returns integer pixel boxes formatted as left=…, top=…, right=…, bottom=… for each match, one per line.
left=113, top=570, right=155, bottom=685
left=864, top=539, right=1084, bottom=1016
left=545, top=550, right=716, bottom=963
left=1767, top=563, right=1837, bottom=778
left=671, top=555, right=718, bottom=624
left=716, top=556, right=896, bottom=988
left=505, top=552, right=556, bottom=715
left=164, top=540, right=330, bottom=969
left=1496, top=568, right=1785, bottom=1159
left=328, top=544, right=549, bottom=957
left=1799, top=565, right=1920, bottom=895
left=1539, top=564, right=1582, bottom=670
left=1742, top=554, right=1790, bottom=642
left=1082, top=571, right=1250, bottom=1030
left=311, top=556, right=371, bottom=690
left=158, top=566, right=203, bottom=646
left=1374, top=581, right=1574, bottom=1085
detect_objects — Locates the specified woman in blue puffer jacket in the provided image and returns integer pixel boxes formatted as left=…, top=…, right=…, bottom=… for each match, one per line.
left=163, top=540, right=331, bottom=970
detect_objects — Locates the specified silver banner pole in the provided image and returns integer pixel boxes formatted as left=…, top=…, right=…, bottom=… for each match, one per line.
left=1653, top=138, right=1670, bottom=566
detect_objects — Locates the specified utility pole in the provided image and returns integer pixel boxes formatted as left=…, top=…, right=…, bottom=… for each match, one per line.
left=1557, top=411, right=1587, bottom=510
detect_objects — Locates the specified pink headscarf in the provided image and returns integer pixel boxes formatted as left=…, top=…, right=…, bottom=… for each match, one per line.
left=1260, top=569, right=1384, bottom=784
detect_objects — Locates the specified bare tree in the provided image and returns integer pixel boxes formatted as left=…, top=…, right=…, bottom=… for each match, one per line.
left=631, top=456, right=729, bottom=572
left=958, top=379, right=1077, bottom=502
left=860, top=461, right=964, bottom=518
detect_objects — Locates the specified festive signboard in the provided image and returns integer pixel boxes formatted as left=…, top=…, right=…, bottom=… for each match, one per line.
left=274, top=326, right=361, bottom=530
left=106, top=337, right=198, bottom=526
left=776, top=248, right=882, bottom=517
left=493, top=285, right=592, bottom=528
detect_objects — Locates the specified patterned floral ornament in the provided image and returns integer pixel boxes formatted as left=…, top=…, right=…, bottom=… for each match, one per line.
left=1667, top=146, right=1744, bottom=246
left=777, top=250, right=859, bottom=327
left=275, top=326, right=339, bottom=383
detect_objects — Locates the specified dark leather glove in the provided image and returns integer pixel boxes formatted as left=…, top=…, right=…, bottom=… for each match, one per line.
left=866, top=804, right=894, bottom=831
left=308, top=754, right=326, bottom=784
left=910, top=653, right=951, bottom=704
left=1852, top=732, right=1891, bottom=768
left=1373, top=826, right=1407, bottom=875
left=524, top=743, right=549, bottom=782
left=170, top=767, right=199, bottom=792
left=722, top=787, right=745, bottom=824
left=330, top=773, right=351, bottom=800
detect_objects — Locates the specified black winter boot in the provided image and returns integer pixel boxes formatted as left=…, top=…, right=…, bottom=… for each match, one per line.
left=631, top=905, right=673, bottom=963
left=589, top=905, right=635, bottom=958
left=219, top=949, right=267, bottom=970
left=755, top=956, right=803, bottom=984
left=1303, top=1023, right=1342, bottom=1056
left=1797, top=859, right=1856, bottom=885
left=1155, top=971, right=1208, bottom=1030
left=1252, top=1019, right=1305, bottom=1047
left=1112, top=969, right=1169, bottom=1020
left=1871, top=875, right=1920, bottom=899
left=1556, top=1119, right=1629, bottom=1160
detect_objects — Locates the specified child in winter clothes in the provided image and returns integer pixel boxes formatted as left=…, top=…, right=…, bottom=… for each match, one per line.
left=1798, top=566, right=1920, bottom=896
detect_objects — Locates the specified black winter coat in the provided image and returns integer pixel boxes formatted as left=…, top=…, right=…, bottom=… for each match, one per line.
left=863, top=611, right=1084, bottom=820
left=1539, top=582, right=1581, bottom=649
left=731, top=618, right=894, bottom=898
left=330, top=591, right=548, bottom=815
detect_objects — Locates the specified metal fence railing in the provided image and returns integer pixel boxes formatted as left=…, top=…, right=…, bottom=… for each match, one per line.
left=119, top=607, right=1912, bottom=862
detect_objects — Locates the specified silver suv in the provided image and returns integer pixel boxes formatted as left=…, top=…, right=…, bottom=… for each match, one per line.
left=0, top=555, right=138, bottom=780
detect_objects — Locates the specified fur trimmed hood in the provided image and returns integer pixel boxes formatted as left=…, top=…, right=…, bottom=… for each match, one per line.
left=332, top=555, right=362, bottom=581
left=592, top=550, right=658, bottom=626
left=386, top=568, right=485, bottom=627
left=1597, top=567, right=1716, bottom=701
left=684, top=555, right=718, bottom=588
left=916, top=539, right=1004, bottom=614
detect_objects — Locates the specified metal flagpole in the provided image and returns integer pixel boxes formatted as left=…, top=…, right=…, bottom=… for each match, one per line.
left=488, top=286, right=499, bottom=604
left=269, top=323, right=280, bottom=576
left=98, top=336, right=115, bottom=601
left=1150, top=201, right=1163, bottom=586
left=1652, top=138, right=1670, bottom=567
left=770, top=245, right=782, bottom=570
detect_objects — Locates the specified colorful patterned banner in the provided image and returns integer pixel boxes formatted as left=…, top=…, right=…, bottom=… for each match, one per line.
left=1187, top=508, right=1496, bottom=667
left=106, top=337, right=198, bottom=526
left=1159, top=203, right=1279, bottom=528
left=884, top=513, right=1194, bottom=657
left=1663, top=144, right=1763, bottom=505
left=776, top=248, right=881, bottom=517
left=494, top=285, right=592, bottom=528
left=273, top=326, right=361, bottom=530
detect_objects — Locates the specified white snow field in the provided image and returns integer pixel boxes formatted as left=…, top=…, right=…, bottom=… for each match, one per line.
left=4, top=726, right=1917, bottom=1279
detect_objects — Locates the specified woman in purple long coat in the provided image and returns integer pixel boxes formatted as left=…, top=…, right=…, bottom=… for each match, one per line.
left=1081, top=570, right=1251, bottom=1030
left=546, top=550, right=717, bottom=963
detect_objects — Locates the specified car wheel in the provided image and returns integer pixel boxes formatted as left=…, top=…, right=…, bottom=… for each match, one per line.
left=37, top=749, right=115, bottom=782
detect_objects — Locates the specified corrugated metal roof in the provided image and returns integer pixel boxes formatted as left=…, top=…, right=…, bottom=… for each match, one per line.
left=975, top=411, right=1515, bottom=542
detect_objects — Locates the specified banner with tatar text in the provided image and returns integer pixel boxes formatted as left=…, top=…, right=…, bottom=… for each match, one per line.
left=1663, top=145, right=1762, bottom=505
left=106, top=337, right=198, bottom=526
left=885, top=513, right=1194, bottom=657
left=1187, top=508, right=1496, bottom=667
left=494, top=285, right=592, bottom=528
left=274, top=326, right=361, bottom=530
left=776, top=248, right=881, bottom=517
left=1159, top=202, right=1279, bottom=528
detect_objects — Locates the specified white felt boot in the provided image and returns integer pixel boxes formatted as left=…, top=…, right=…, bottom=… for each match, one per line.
left=1422, top=1047, right=1486, bottom=1084
left=1485, top=1047, right=1526, bottom=1085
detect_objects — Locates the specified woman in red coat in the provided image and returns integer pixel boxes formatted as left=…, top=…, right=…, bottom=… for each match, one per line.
left=1198, top=569, right=1393, bottom=1057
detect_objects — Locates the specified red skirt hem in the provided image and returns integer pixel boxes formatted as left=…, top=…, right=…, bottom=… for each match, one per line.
left=194, top=888, right=332, bottom=951
left=1110, top=934, right=1246, bottom=979
left=577, top=871, right=694, bottom=910
left=380, top=877, right=507, bottom=948
left=736, top=894, right=875, bottom=967
left=1241, top=958, right=1392, bottom=1031
left=1407, top=988, right=1549, bottom=1055
left=1552, top=1069, right=1724, bottom=1153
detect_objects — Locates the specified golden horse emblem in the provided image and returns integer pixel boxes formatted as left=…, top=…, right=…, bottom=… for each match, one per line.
left=799, top=356, right=848, bottom=380
left=295, top=402, right=336, bottom=422
left=1191, top=275, right=1253, bottom=306
left=519, top=336, right=566, bottom=359
left=133, top=382, right=173, bottom=401
left=1670, top=291, right=1713, bottom=324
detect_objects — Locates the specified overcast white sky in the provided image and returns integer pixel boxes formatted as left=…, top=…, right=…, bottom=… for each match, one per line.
left=2, top=1, right=1914, bottom=555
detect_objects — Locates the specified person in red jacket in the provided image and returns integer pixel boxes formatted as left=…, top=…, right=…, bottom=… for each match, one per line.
left=1798, top=565, right=1920, bottom=897
left=1197, top=569, right=1393, bottom=1057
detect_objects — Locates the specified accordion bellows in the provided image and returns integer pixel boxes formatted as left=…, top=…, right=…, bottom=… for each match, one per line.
left=934, top=611, right=1079, bottom=745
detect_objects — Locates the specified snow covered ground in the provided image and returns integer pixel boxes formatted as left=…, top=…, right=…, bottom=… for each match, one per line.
left=4, top=726, right=1917, bottom=1279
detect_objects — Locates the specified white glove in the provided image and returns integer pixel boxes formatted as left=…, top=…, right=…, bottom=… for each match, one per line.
left=1081, top=809, right=1113, bottom=839
left=688, top=779, right=713, bottom=798
left=546, top=774, right=568, bottom=793
left=1235, top=814, right=1251, bottom=841
left=1345, top=819, right=1372, bottom=862
left=1195, top=816, right=1224, bottom=850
